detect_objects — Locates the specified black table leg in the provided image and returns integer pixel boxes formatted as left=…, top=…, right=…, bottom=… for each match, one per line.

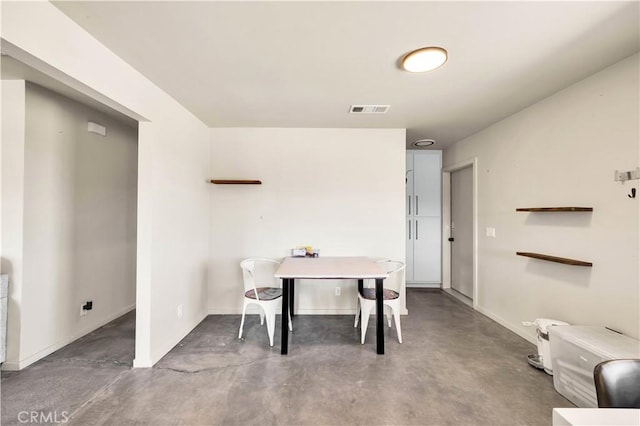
left=281, top=278, right=290, bottom=355
left=375, top=278, right=384, bottom=354
left=357, top=279, right=363, bottom=323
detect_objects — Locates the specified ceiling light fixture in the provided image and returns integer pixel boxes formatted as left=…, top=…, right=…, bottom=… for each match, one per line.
left=401, top=47, right=448, bottom=73
left=413, top=139, right=435, bottom=147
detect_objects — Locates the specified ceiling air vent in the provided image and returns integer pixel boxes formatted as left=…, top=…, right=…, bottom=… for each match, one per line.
left=349, top=105, right=390, bottom=114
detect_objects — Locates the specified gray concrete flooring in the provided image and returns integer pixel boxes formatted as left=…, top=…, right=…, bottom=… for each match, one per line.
left=1, top=289, right=573, bottom=425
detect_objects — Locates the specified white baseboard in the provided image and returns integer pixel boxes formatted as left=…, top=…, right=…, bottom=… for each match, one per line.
left=406, top=282, right=441, bottom=288
left=207, top=308, right=408, bottom=316
left=207, top=307, right=242, bottom=315
left=2, top=303, right=136, bottom=371
left=207, top=307, right=359, bottom=315
left=475, top=305, right=536, bottom=345
left=290, top=308, right=357, bottom=315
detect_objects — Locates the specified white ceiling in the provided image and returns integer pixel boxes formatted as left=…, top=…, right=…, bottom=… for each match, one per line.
left=45, top=1, right=640, bottom=149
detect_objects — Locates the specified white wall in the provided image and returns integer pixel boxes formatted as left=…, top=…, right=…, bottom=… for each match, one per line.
left=0, top=83, right=138, bottom=369
left=209, top=128, right=406, bottom=314
left=1, top=80, right=27, bottom=364
left=2, top=1, right=210, bottom=367
left=444, top=53, right=640, bottom=341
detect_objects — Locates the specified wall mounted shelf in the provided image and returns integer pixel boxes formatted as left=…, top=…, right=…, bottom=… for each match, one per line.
left=516, top=207, right=593, bottom=212
left=516, top=252, right=592, bottom=267
left=210, top=180, right=262, bottom=185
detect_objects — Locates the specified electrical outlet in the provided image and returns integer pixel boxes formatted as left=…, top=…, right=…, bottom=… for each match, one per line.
left=486, top=227, right=496, bottom=238
left=335, top=287, right=341, bottom=296
left=80, top=304, right=87, bottom=317
left=177, top=304, right=183, bottom=319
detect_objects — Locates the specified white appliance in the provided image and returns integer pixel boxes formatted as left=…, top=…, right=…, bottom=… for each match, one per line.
left=528, top=319, right=570, bottom=374
left=549, top=325, right=640, bottom=408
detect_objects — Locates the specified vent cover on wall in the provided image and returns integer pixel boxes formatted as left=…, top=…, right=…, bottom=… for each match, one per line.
left=349, top=105, right=390, bottom=114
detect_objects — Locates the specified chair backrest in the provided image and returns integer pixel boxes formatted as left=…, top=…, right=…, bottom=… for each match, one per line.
left=593, top=359, right=640, bottom=408
left=373, top=260, right=405, bottom=291
left=239, top=258, right=281, bottom=296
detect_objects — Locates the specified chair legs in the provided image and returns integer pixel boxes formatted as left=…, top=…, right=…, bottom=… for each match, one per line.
left=392, top=307, right=402, bottom=344
left=356, top=296, right=402, bottom=344
left=264, top=303, right=293, bottom=347
left=239, top=300, right=249, bottom=339
left=239, top=299, right=293, bottom=346
left=265, top=309, right=276, bottom=347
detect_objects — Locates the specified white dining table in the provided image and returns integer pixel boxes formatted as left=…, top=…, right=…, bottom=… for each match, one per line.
left=552, top=408, right=640, bottom=425
left=274, top=256, right=389, bottom=354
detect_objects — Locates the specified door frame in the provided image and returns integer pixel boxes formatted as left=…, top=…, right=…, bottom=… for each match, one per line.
left=442, top=157, right=478, bottom=309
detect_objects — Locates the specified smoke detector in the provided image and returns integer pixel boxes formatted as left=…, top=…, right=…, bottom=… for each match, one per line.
left=349, top=105, right=390, bottom=114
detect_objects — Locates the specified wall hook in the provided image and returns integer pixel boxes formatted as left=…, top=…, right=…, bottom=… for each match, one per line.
left=629, top=188, right=636, bottom=198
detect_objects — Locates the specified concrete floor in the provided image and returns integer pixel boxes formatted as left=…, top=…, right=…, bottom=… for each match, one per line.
left=1, top=289, right=573, bottom=425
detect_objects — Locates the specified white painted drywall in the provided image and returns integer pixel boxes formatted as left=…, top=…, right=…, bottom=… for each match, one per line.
left=1, top=80, right=27, bottom=365
left=2, top=2, right=210, bottom=367
left=444, top=53, right=640, bottom=341
left=141, top=119, right=210, bottom=365
left=209, top=128, right=406, bottom=315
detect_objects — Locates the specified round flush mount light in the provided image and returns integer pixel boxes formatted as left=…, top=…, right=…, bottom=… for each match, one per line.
left=413, top=139, right=435, bottom=147
left=401, top=47, right=448, bottom=73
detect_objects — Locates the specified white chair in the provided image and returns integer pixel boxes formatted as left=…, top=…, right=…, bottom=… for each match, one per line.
left=354, top=260, right=405, bottom=344
left=239, top=258, right=292, bottom=347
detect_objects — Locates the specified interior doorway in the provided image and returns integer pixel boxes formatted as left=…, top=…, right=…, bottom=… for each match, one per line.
left=442, top=158, right=477, bottom=309
left=1, top=56, right=138, bottom=370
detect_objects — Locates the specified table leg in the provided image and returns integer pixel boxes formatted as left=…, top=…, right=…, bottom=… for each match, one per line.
left=357, top=279, right=363, bottom=323
left=289, top=280, right=295, bottom=318
left=281, top=278, right=290, bottom=355
left=375, top=278, right=384, bottom=355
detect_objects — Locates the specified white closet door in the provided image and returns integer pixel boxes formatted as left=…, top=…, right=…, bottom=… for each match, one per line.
left=406, top=153, right=414, bottom=216
left=413, top=152, right=441, bottom=217
left=413, top=216, right=441, bottom=282
left=406, top=219, right=414, bottom=282
left=406, top=152, right=414, bottom=281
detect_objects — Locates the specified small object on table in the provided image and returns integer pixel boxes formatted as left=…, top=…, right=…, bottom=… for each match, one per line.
left=291, top=248, right=306, bottom=257
left=291, top=246, right=320, bottom=257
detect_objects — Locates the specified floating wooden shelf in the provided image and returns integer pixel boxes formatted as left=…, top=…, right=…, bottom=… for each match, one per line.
left=210, top=180, right=262, bottom=185
left=516, top=207, right=593, bottom=212
left=516, top=252, right=592, bottom=267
